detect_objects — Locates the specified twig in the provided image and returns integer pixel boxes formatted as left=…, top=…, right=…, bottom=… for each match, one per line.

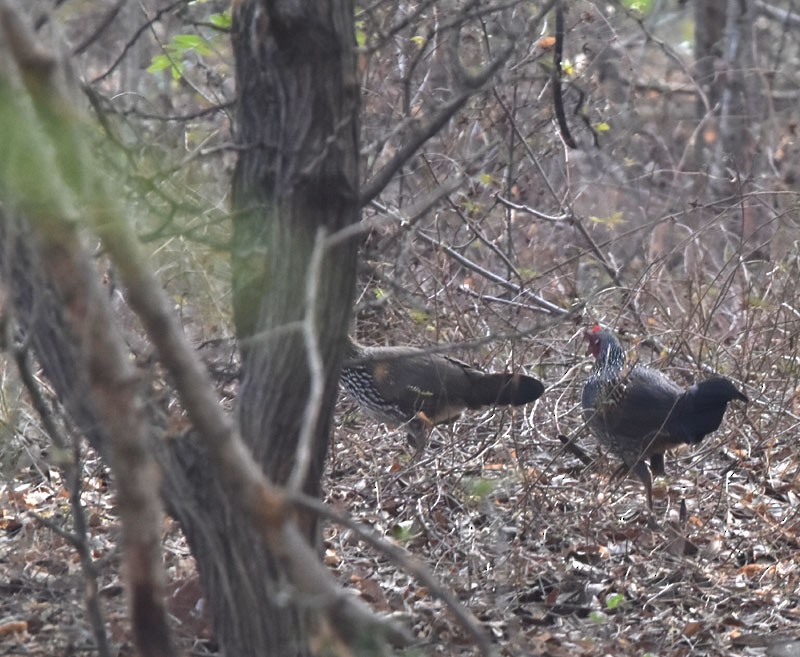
left=72, top=0, right=127, bottom=56
left=414, top=229, right=570, bottom=316
left=557, top=433, right=593, bottom=466
left=288, top=229, right=327, bottom=493
left=567, top=211, right=626, bottom=289
left=552, top=1, right=577, bottom=149
left=494, top=194, right=570, bottom=223
left=756, top=0, right=800, bottom=26
left=14, top=347, right=113, bottom=657
left=90, top=0, right=186, bottom=84
left=360, top=42, right=513, bottom=206
left=288, top=490, right=494, bottom=656
left=458, top=285, right=554, bottom=314
left=497, top=192, right=625, bottom=294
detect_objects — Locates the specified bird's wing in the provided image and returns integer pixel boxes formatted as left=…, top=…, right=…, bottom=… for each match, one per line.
left=368, top=350, right=471, bottom=420
left=600, top=367, right=684, bottom=448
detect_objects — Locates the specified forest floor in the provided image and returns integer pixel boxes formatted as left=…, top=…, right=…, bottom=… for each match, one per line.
left=2, top=333, right=798, bottom=657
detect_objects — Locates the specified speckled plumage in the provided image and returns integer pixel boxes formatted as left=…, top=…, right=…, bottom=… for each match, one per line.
left=342, top=338, right=545, bottom=449
left=582, top=325, right=747, bottom=507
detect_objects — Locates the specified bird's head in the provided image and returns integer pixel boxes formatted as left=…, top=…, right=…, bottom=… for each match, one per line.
left=584, top=324, right=625, bottom=370
left=584, top=324, right=607, bottom=358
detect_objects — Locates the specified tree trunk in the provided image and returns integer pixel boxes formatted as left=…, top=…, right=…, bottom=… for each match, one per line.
left=695, top=0, right=771, bottom=254
left=169, top=1, right=361, bottom=654
left=230, top=0, right=360, bottom=484
left=1, top=1, right=360, bottom=655
left=694, top=0, right=726, bottom=116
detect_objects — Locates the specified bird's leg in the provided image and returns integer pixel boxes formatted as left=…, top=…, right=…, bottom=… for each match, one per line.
left=631, top=460, right=654, bottom=509
left=650, top=452, right=666, bottom=477
left=404, top=412, right=434, bottom=451
left=607, top=461, right=654, bottom=509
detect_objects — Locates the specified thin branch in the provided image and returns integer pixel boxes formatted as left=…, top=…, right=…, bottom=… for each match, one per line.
left=495, top=193, right=624, bottom=290
left=287, top=229, right=327, bottom=493
left=1, top=8, right=177, bottom=657
left=414, top=230, right=571, bottom=316
left=552, top=1, right=577, bottom=149
left=72, top=0, right=127, bottom=56
left=90, top=0, right=187, bottom=84
left=116, top=99, right=235, bottom=123
left=495, top=194, right=570, bottom=222
left=15, top=348, right=113, bottom=657
left=360, top=42, right=513, bottom=206
left=755, top=0, right=800, bottom=28
left=567, top=212, right=626, bottom=289
left=288, top=490, right=492, bottom=656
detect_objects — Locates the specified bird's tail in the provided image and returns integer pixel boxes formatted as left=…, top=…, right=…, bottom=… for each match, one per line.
left=671, top=377, right=748, bottom=444
left=466, top=373, right=545, bottom=408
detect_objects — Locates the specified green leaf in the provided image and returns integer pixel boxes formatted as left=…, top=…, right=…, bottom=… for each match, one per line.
left=355, top=20, right=367, bottom=48
left=589, top=211, right=625, bottom=228
left=170, top=60, right=185, bottom=81
left=408, top=309, right=431, bottom=325
left=622, top=0, right=654, bottom=13
left=209, top=11, right=232, bottom=29
left=171, top=34, right=213, bottom=56
left=390, top=521, right=417, bottom=542
left=606, top=593, right=625, bottom=610
left=410, top=35, right=426, bottom=48
left=468, top=478, right=494, bottom=499
left=595, top=121, right=611, bottom=133
left=147, top=54, right=173, bottom=74
left=589, top=611, right=607, bottom=623
left=172, top=34, right=203, bottom=50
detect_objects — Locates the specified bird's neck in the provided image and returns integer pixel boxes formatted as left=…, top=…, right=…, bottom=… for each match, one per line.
left=595, top=339, right=626, bottom=376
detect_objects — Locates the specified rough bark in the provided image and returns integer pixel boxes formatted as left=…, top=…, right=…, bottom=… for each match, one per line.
left=174, top=0, right=361, bottom=654
left=230, top=0, right=359, bottom=496
left=0, top=1, right=363, bottom=655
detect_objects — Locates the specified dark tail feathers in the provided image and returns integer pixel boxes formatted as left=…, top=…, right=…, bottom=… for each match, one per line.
left=671, top=377, right=748, bottom=444
left=466, top=373, right=545, bottom=408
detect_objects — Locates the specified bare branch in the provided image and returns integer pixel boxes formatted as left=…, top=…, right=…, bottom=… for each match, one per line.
left=552, top=1, right=577, bottom=149
left=287, top=229, right=328, bottom=493
left=72, top=0, right=127, bottom=56
left=0, top=7, right=176, bottom=657
left=414, top=230, right=572, bottom=316
left=89, top=0, right=186, bottom=84
left=289, top=490, right=493, bottom=655
left=0, top=10, right=413, bottom=649
left=755, top=0, right=800, bottom=27
left=15, top=349, right=113, bottom=657
left=360, top=42, right=513, bottom=206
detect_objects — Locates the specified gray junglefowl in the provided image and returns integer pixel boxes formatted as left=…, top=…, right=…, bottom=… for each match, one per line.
left=342, top=338, right=545, bottom=449
left=582, top=325, right=747, bottom=507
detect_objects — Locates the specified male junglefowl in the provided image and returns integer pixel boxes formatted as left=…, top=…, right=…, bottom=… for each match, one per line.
left=582, top=325, right=747, bottom=507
